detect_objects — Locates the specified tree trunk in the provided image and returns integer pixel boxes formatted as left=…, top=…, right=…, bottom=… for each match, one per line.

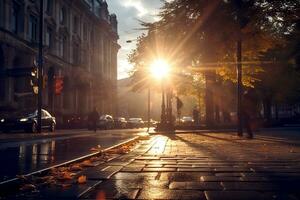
left=205, top=72, right=215, bottom=127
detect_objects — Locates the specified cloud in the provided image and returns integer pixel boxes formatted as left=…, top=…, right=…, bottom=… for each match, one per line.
left=108, top=0, right=164, bottom=79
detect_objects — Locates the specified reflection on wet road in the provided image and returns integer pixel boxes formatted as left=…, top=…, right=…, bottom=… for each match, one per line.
left=0, top=129, right=146, bottom=182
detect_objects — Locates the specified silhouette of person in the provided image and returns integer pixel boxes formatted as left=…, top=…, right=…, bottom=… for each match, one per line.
left=242, top=90, right=255, bottom=139
left=89, top=107, right=99, bottom=132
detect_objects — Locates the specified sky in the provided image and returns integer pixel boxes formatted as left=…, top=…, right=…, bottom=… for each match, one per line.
left=107, top=0, right=165, bottom=80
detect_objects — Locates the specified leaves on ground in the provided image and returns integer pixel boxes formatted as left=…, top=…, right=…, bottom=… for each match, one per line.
left=81, top=160, right=95, bottom=167
left=19, top=184, right=36, bottom=192
left=77, top=175, right=87, bottom=184
left=70, top=164, right=83, bottom=171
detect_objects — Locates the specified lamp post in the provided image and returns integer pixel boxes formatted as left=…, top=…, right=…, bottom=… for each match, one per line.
left=150, top=59, right=174, bottom=132
left=37, top=0, right=44, bottom=133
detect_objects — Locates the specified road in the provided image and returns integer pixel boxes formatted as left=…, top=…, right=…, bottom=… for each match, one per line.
left=0, top=126, right=298, bottom=183
left=0, top=128, right=148, bottom=182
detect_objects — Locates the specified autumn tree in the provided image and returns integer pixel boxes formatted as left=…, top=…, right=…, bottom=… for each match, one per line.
left=129, top=0, right=300, bottom=125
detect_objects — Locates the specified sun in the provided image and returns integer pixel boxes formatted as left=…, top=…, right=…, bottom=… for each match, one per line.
left=150, top=59, right=170, bottom=80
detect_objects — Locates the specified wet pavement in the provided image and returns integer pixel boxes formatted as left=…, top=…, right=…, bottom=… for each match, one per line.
left=0, top=129, right=146, bottom=182
left=3, top=128, right=300, bottom=200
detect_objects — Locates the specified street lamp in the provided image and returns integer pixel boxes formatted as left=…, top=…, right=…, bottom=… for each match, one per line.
left=150, top=59, right=173, bottom=132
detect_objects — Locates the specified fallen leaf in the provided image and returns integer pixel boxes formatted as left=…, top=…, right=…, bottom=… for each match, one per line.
left=77, top=175, right=87, bottom=184
left=57, top=172, right=74, bottom=180
left=70, top=164, right=83, bottom=171
left=20, top=184, right=36, bottom=191
left=81, top=160, right=94, bottom=167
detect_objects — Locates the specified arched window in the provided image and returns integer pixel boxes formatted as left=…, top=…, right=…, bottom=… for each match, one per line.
left=59, top=6, right=66, bottom=25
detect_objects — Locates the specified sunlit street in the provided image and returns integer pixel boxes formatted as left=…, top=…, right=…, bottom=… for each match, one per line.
left=1, top=0, right=300, bottom=199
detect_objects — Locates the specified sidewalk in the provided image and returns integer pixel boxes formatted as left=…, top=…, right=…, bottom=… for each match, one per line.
left=7, top=131, right=300, bottom=200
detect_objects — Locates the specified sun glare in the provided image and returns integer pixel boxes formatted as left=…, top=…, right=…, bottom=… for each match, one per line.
left=150, top=59, right=170, bottom=80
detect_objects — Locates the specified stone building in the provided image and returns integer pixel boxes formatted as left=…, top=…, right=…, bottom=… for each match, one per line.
left=0, top=0, right=119, bottom=123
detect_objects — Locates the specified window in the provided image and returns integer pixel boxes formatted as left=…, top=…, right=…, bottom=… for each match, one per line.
left=59, top=35, right=67, bottom=58
left=45, top=0, right=53, bottom=15
left=73, top=16, right=78, bottom=33
left=84, top=0, right=93, bottom=11
left=94, top=0, right=101, bottom=17
left=45, top=27, right=52, bottom=49
left=29, top=15, right=38, bottom=42
left=59, top=7, right=66, bottom=25
left=73, top=43, right=80, bottom=65
left=11, top=2, right=20, bottom=33
left=83, top=23, right=87, bottom=40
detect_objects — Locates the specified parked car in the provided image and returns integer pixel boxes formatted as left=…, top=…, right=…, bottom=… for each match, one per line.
left=0, top=109, right=56, bottom=133
left=114, top=117, right=127, bottom=129
left=65, top=114, right=87, bottom=129
left=98, top=114, right=114, bottom=129
left=127, top=118, right=144, bottom=128
left=144, top=119, right=158, bottom=127
left=180, top=116, right=194, bottom=126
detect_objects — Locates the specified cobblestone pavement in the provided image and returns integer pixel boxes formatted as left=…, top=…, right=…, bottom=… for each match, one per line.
left=79, top=132, right=300, bottom=200
left=7, top=132, right=300, bottom=200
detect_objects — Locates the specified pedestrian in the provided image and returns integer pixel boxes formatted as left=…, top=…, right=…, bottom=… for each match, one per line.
left=89, top=107, right=99, bottom=132
left=241, top=90, right=256, bottom=139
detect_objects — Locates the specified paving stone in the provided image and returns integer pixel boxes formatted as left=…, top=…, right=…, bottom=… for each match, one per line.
left=169, top=181, right=223, bottom=190
left=160, top=172, right=213, bottom=182
left=201, top=176, right=242, bottom=182
left=124, top=164, right=146, bottom=168
left=214, top=167, right=253, bottom=172
left=81, top=180, right=139, bottom=199
left=111, top=172, right=158, bottom=180
left=205, top=191, right=274, bottom=200
left=222, top=182, right=280, bottom=191
left=240, top=176, right=268, bottom=181
left=121, top=167, right=143, bottom=172
left=215, top=173, right=243, bottom=177
left=143, top=167, right=177, bottom=172
left=136, top=156, right=160, bottom=160
left=146, top=164, right=164, bottom=167
left=178, top=167, right=212, bottom=172
left=137, top=188, right=206, bottom=199
left=147, top=161, right=177, bottom=165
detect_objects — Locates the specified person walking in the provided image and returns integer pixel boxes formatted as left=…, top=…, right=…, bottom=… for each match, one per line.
left=89, top=107, right=99, bottom=132
left=241, top=90, right=256, bottom=139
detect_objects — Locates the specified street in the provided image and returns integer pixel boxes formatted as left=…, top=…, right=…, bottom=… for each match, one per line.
left=1, top=127, right=299, bottom=200
left=0, top=128, right=148, bottom=182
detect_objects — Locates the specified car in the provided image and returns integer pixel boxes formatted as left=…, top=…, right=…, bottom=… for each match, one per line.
left=65, top=114, right=87, bottom=129
left=114, top=117, right=127, bottom=129
left=0, top=109, right=56, bottom=133
left=127, top=118, right=144, bottom=128
left=180, top=116, right=194, bottom=126
left=98, top=114, right=114, bottom=129
left=144, top=119, right=158, bottom=127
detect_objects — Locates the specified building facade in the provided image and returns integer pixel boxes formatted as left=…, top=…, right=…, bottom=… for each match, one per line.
left=0, top=0, right=119, bottom=123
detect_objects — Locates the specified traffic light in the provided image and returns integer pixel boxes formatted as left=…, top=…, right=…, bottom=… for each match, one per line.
left=30, top=67, right=38, bottom=94
left=54, top=77, right=63, bottom=95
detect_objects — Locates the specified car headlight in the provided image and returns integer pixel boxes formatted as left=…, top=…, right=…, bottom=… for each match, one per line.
left=20, top=118, right=29, bottom=122
left=0, top=119, right=4, bottom=123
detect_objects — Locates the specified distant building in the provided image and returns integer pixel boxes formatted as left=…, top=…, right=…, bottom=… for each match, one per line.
left=0, top=0, right=120, bottom=122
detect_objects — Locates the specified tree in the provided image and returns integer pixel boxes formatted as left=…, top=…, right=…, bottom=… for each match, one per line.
left=129, top=0, right=300, bottom=125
